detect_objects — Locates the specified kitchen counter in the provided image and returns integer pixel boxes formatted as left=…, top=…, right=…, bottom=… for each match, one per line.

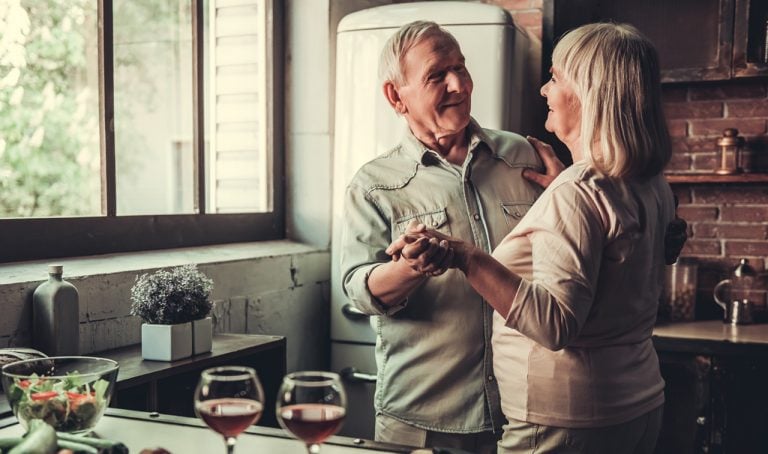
left=653, top=321, right=768, bottom=453
left=0, top=408, right=412, bottom=453
left=653, top=320, right=768, bottom=356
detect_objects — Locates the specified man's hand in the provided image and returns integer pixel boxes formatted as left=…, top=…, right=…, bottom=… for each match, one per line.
left=402, top=236, right=455, bottom=276
left=386, top=223, right=475, bottom=275
left=386, top=220, right=453, bottom=276
left=522, top=136, right=566, bottom=189
left=387, top=220, right=426, bottom=262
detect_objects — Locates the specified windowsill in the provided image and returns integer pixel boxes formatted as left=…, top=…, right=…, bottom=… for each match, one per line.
left=0, top=240, right=327, bottom=285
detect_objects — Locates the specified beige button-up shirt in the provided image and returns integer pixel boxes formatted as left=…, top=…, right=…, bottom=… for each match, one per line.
left=492, top=160, right=675, bottom=428
left=340, top=119, right=543, bottom=433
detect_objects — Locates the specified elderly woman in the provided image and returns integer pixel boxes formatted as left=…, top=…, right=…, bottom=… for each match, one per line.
left=389, top=23, right=675, bottom=453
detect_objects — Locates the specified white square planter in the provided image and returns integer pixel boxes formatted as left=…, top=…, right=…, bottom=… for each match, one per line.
left=192, top=317, right=213, bottom=355
left=141, top=322, right=193, bottom=361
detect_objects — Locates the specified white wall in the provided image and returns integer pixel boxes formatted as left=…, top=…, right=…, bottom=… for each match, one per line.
left=285, top=0, right=395, bottom=248
left=284, top=0, right=332, bottom=248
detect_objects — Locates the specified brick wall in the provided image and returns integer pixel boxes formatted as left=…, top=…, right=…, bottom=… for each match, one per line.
left=483, top=0, right=543, bottom=40
left=664, top=80, right=768, bottom=318
left=487, top=0, right=768, bottom=319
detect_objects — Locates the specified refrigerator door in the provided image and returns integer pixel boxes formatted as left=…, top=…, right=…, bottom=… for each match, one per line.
left=331, top=342, right=378, bottom=440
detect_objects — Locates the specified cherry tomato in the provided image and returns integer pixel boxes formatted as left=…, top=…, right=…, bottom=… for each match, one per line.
left=30, top=391, right=60, bottom=401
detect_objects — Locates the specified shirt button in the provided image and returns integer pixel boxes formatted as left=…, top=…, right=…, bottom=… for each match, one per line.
left=473, top=214, right=481, bottom=220
left=487, top=375, right=494, bottom=382
left=432, top=220, right=439, bottom=227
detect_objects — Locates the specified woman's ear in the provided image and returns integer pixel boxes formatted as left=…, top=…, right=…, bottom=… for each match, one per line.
left=383, top=82, right=406, bottom=115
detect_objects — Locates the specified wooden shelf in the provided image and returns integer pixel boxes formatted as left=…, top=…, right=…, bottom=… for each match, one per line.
left=102, top=334, right=286, bottom=427
left=0, top=334, right=287, bottom=425
left=665, top=173, right=768, bottom=184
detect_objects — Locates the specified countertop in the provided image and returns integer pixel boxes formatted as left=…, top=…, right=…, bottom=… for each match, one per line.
left=653, top=320, right=768, bottom=356
left=0, top=408, right=413, bottom=453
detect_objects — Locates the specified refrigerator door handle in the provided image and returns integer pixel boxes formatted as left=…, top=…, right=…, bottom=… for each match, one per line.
left=341, top=367, right=377, bottom=383
left=342, top=304, right=369, bottom=320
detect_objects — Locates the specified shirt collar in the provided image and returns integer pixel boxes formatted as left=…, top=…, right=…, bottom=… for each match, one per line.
left=399, top=117, right=496, bottom=166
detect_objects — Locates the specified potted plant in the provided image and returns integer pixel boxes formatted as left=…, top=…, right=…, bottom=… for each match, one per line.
left=130, top=264, right=214, bottom=361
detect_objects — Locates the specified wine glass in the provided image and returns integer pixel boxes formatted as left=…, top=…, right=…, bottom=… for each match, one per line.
left=276, top=371, right=347, bottom=454
left=194, top=366, right=265, bottom=454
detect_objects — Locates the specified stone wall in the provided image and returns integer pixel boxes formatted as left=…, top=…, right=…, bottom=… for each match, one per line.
left=0, top=243, right=330, bottom=373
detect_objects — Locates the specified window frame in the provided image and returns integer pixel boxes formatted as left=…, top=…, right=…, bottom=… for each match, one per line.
left=0, top=0, right=285, bottom=263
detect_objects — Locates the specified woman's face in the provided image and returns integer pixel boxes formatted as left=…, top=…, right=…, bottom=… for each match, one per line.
left=540, top=67, right=581, bottom=149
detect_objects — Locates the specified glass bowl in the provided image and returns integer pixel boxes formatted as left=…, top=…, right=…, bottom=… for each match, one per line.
left=1, top=356, right=119, bottom=434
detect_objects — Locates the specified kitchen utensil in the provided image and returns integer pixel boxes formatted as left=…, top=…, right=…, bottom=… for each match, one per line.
left=713, top=258, right=763, bottom=319
left=723, top=299, right=755, bottom=325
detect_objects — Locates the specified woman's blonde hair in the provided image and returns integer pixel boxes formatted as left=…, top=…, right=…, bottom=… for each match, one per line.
left=553, top=23, right=671, bottom=179
left=379, top=20, right=460, bottom=85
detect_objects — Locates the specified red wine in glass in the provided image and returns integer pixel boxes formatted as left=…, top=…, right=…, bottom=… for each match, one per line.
left=197, top=398, right=263, bottom=438
left=279, top=403, right=345, bottom=444
left=277, top=371, right=347, bottom=454
left=194, top=366, right=265, bottom=454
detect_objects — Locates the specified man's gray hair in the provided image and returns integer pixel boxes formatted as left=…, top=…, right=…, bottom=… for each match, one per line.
left=378, top=20, right=460, bottom=85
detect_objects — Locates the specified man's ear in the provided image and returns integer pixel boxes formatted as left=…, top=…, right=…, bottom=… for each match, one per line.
left=383, top=81, right=406, bottom=115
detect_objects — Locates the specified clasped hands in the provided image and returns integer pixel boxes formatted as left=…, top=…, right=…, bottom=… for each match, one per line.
left=385, top=220, right=469, bottom=277
left=383, top=137, right=562, bottom=277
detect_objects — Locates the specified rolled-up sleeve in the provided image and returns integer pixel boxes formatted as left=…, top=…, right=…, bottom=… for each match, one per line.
left=503, top=181, right=606, bottom=350
left=340, top=183, right=407, bottom=316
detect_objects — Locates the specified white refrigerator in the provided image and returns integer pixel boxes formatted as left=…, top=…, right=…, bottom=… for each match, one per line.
left=330, top=1, right=532, bottom=440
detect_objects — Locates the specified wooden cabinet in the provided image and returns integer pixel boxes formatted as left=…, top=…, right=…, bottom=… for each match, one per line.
left=733, top=0, right=768, bottom=77
left=655, top=352, right=710, bottom=454
left=655, top=352, right=768, bottom=454
left=653, top=322, right=768, bottom=453
left=543, top=0, right=768, bottom=83
left=98, top=334, right=286, bottom=428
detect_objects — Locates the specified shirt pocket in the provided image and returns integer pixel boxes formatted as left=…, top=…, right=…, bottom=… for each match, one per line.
left=501, top=202, right=532, bottom=228
left=394, top=208, right=451, bottom=236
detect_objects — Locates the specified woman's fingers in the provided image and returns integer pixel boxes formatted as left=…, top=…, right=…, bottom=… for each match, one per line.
left=524, top=136, right=566, bottom=189
left=386, top=232, right=423, bottom=259
left=426, top=241, right=455, bottom=276
left=410, top=240, right=456, bottom=276
left=385, top=226, right=457, bottom=272
left=405, top=219, right=427, bottom=234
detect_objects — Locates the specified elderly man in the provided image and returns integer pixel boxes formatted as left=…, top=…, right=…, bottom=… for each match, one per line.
left=339, top=21, right=556, bottom=452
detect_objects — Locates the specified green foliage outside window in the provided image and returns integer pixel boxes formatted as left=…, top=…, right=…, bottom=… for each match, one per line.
left=0, top=0, right=101, bottom=218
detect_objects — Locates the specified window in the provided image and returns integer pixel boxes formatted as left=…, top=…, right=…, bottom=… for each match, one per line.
left=0, top=0, right=284, bottom=263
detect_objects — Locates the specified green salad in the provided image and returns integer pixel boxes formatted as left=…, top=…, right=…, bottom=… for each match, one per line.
left=6, top=372, right=110, bottom=433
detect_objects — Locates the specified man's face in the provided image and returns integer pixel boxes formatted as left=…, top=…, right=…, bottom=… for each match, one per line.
left=395, top=34, right=473, bottom=139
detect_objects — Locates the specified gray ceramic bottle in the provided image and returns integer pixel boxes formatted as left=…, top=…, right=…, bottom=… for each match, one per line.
left=32, top=265, right=80, bottom=355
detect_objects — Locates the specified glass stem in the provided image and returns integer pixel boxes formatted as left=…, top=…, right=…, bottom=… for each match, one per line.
left=307, top=443, right=321, bottom=454
left=225, top=436, right=237, bottom=454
